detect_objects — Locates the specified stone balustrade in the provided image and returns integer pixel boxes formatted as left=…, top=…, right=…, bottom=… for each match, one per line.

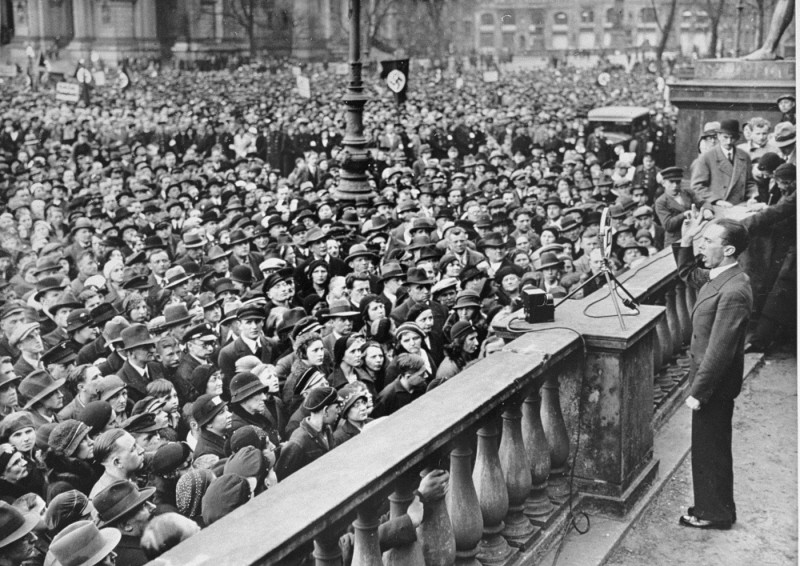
left=155, top=246, right=687, bottom=565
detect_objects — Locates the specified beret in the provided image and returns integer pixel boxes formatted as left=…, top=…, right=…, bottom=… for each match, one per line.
left=0, top=412, right=35, bottom=441
left=77, top=401, right=114, bottom=436
left=223, top=446, right=265, bottom=479
left=450, top=321, right=477, bottom=342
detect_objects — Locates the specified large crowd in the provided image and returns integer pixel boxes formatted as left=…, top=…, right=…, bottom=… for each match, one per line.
left=0, top=57, right=794, bottom=566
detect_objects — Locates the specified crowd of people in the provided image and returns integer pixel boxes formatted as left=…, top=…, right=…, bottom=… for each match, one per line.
left=0, top=57, right=794, bottom=565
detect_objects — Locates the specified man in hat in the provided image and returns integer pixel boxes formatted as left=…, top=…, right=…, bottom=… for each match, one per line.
left=218, top=305, right=275, bottom=387
left=93, top=480, right=155, bottom=566
left=320, top=299, right=360, bottom=355
left=77, top=316, right=128, bottom=376
left=40, top=340, right=76, bottom=394
left=632, top=206, right=665, bottom=251
left=655, top=167, right=706, bottom=247
left=772, top=121, right=796, bottom=164
left=174, top=323, right=217, bottom=405
left=390, top=268, right=449, bottom=328
left=192, top=393, right=231, bottom=459
left=690, top=119, right=756, bottom=206
left=0, top=303, right=26, bottom=362
left=676, top=213, right=752, bottom=530
left=10, top=323, right=44, bottom=379
left=0, top=502, right=40, bottom=564
left=41, top=292, right=81, bottom=350
left=275, top=386, right=340, bottom=480
left=115, top=324, right=164, bottom=404
left=0, top=358, right=21, bottom=418
left=632, top=152, right=661, bottom=202
left=64, top=308, right=98, bottom=355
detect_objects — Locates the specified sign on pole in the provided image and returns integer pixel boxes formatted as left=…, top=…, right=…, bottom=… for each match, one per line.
left=291, top=66, right=301, bottom=77
left=296, top=75, right=311, bottom=98
left=0, top=64, right=17, bottom=78
left=93, top=71, right=106, bottom=86
left=483, top=70, right=499, bottom=83
left=334, top=63, right=348, bottom=75
left=55, top=82, right=80, bottom=103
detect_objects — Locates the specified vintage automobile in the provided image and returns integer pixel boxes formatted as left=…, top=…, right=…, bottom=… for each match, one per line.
left=587, top=106, right=652, bottom=164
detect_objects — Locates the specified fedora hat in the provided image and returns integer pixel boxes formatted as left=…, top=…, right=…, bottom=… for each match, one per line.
left=229, top=229, right=252, bottom=246
left=162, top=303, right=194, bottom=329
left=69, top=218, right=95, bottom=235
left=8, top=322, right=40, bottom=349
left=407, top=234, right=432, bottom=251
left=379, top=263, right=405, bottom=282
left=48, top=520, right=121, bottom=566
left=305, top=227, right=327, bottom=244
left=40, top=341, right=77, bottom=367
left=182, top=232, right=205, bottom=249
left=93, top=481, right=156, bottom=528
left=362, top=214, right=391, bottom=235
left=206, top=245, right=231, bottom=262
left=46, top=290, right=82, bottom=317
left=345, top=244, right=379, bottom=264
left=90, top=302, right=118, bottom=326
left=277, top=307, right=306, bottom=334
left=163, top=266, right=192, bottom=289
left=0, top=501, right=39, bottom=549
left=322, top=299, right=360, bottom=319
left=119, top=324, right=157, bottom=351
left=773, top=122, right=796, bottom=148
left=192, top=393, right=227, bottom=427
left=537, top=252, right=564, bottom=271
left=33, top=255, right=62, bottom=276
left=340, top=211, right=361, bottom=226
left=142, top=236, right=167, bottom=252
left=34, top=276, right=66, bottom=302
left=19, top=370, right=66, bottom=409
left=405, top=267, right=435, bottom=286
left=699, top=121, right=720, bottom=139
left=479, top=232, right=505, bottom=249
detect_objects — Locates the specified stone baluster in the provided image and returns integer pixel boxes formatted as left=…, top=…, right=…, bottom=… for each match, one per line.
left=385, top=473, right=425, bottom=566
left=473, top=414, right=514, bottom=564
left=418, top=470, right=457, bottom=566
left=521, top=385, right=553, bottom=526
left=541, top=373, right=571, bottom=503
left=351, top=500, right=382, bottom=566
left=675, top=280, right=691, bottom=346
left=498, top=397, right=534, bottom=548
left=664, top=285, right=682, bottom=356
left=314, top=529, right=343, bottom=566
left=446, top=433, right=483, bottom=566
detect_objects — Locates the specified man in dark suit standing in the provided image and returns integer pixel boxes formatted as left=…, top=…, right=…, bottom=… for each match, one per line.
left=217, top=304, right=275, bottom=396
left=690, top=119, right=757, bottom=206
left=115, top=324, right=164, bottom=404
left=674, top=211, right=753, bottom=530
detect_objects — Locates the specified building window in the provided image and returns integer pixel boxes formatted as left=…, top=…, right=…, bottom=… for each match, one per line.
left=479, top=32, right=494, bottom=47
left=606, top=7, right=622, bottom=25
left=640, top=7, right=657, bottom=23
left=500, top=11, right=515, bottom=26
left=530, top=9, right=544, bottom=26
left=502, top=31, right=514, bottom=48
left=581, top=9, right=594, bottom=24
left=480, top=13, right=494, bottom=26
left=553, top=12, right=568, bottom=25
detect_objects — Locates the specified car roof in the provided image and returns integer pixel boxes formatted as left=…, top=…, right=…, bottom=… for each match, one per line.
left=587, top=106, right=650, bottom=121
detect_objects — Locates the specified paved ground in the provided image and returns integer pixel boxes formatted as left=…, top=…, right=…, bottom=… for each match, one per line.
left=604, top=352, right=797, bottom=566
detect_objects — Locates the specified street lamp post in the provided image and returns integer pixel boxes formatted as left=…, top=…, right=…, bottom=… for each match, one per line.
left=332, top=0, right=375, bottom=202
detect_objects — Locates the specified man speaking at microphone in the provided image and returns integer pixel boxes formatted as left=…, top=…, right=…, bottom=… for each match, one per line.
left=674, top=207, right=753, bottom=530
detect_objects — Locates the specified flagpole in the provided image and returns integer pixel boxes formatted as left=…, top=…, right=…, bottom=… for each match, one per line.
left=332, top=0, right=375, bottom=202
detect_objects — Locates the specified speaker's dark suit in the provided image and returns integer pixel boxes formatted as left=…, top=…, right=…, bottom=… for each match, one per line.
left=674, top=244, right=753, bottom=524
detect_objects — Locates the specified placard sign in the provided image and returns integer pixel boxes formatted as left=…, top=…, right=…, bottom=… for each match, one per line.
left=483, top=70, right=499, bottom=83
left=55, top=82, right=80, bottom=103
left=0, top=65, right=17, bottom=78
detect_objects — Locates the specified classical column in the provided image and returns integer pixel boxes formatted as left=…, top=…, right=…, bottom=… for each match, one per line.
left=446, top=433, right=482, bottom=566
left=521, top=386, right=553, bottom=526
left=68, top=0, right=95, bottom=54
left=472, top=416, right=514, bottom=565
left=498, top=398, right=534, bottom=547
left=541, top=374, right=570, bottom=503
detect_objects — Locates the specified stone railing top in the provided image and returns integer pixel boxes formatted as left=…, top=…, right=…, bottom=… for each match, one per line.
left=155, top=328, right=582, bottom=566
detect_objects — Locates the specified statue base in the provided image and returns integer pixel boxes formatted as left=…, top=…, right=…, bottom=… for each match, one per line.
left=668, top=58, right=795, bottom=169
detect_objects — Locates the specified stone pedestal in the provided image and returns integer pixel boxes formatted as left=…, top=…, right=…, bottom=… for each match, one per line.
left=668, top=58, right=796, bottom=171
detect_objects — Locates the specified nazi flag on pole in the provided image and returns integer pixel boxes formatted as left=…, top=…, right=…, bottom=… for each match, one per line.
left=380, top=59, right=410, bottom=105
